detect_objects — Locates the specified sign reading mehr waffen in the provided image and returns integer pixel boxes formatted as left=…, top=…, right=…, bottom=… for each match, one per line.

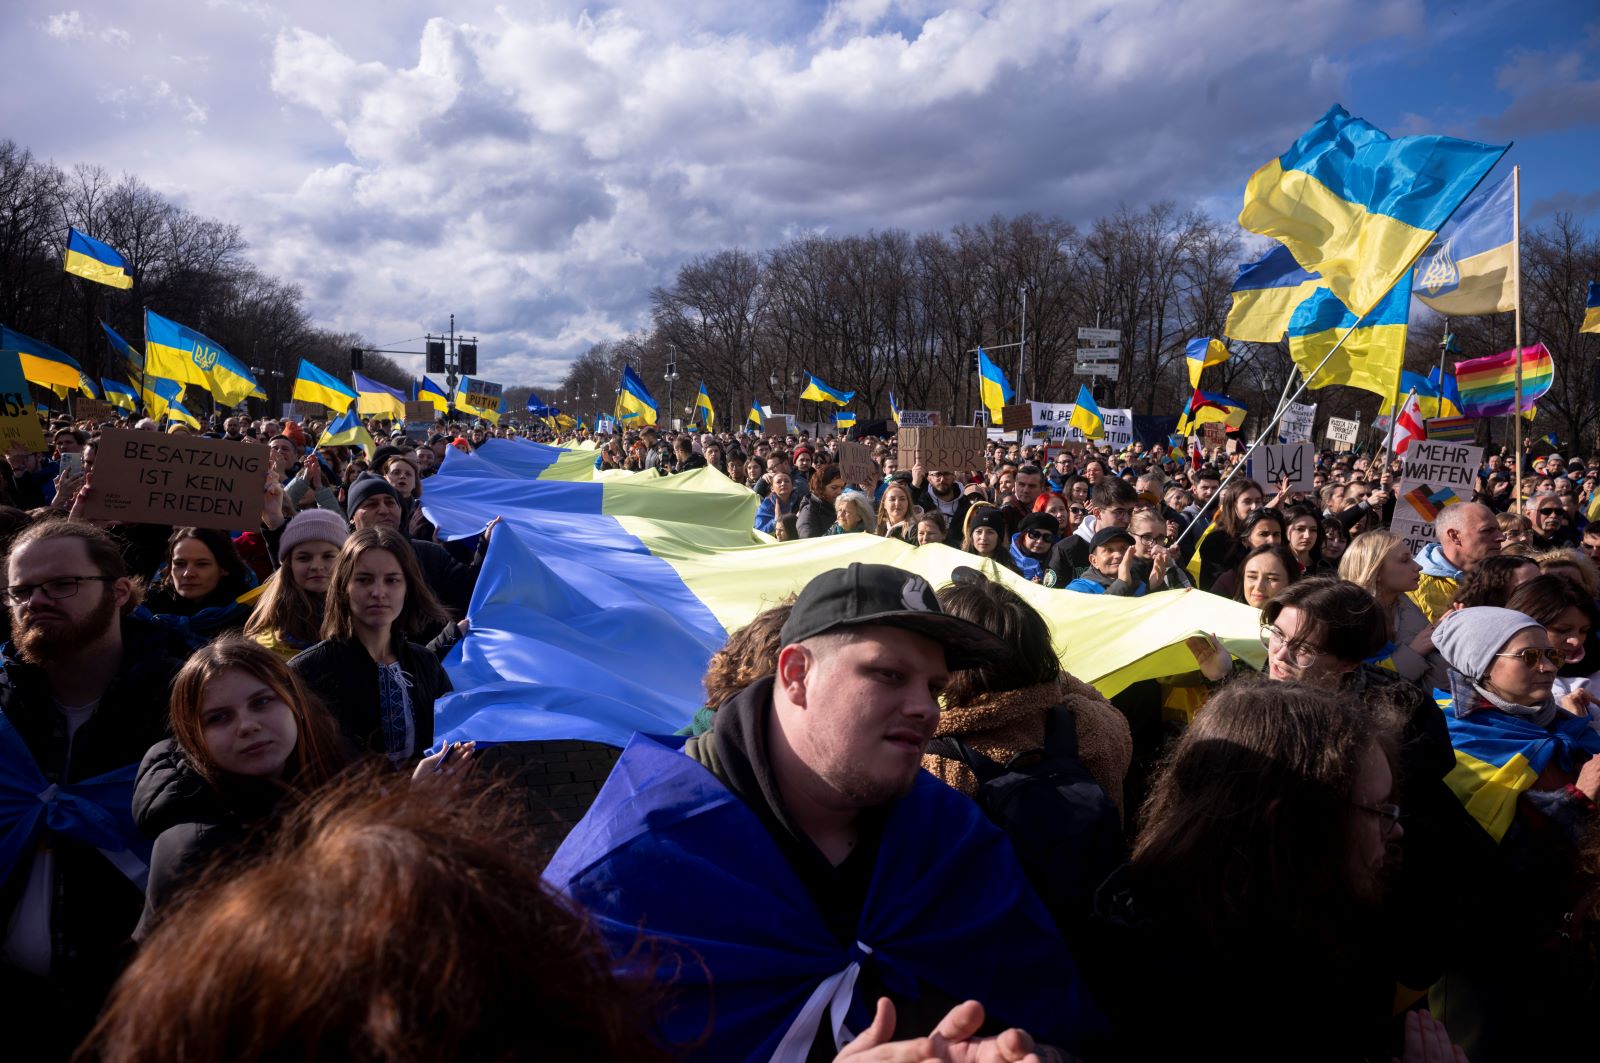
left=82, top=429, right=267, bottom=531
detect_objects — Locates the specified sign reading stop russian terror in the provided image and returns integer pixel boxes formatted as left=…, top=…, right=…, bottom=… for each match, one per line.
left=900, top=426, right=986, bottom=475
left=83, top=429, right=266, bottom=531
left=1390, top=440, right=1482, bottom=556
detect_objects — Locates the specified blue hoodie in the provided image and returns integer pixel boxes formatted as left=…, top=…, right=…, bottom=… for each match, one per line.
left=1415, top=541, right=1463, bottom=580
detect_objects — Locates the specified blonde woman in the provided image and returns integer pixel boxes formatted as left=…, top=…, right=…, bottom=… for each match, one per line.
left=875, top=480, right=923, bottom=543
left=1338, top=529, right=1439, bottom=686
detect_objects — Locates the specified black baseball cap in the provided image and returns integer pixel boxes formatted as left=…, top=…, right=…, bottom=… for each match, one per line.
left=1089, top=526, right=1135, bottom=551
left=778, top=563, right=1012, bottom=670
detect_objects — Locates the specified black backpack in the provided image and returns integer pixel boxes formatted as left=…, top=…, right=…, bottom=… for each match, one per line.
left=927, top=705, right=1125, bottom=938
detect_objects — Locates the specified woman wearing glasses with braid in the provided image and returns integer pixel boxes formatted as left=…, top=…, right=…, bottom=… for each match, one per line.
left=1186, top=578, right=1495, bottom=1022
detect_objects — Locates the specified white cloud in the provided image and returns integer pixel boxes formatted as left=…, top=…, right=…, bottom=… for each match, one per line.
left=43, top=8, right=130, bottom=45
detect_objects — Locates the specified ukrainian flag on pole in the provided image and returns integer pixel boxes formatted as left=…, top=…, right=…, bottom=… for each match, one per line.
left=1069, top=385, right=1105, bottom=439
left=977, top=348, right=1013, bottom=423
left=694, top=381, right=715, bottom=430
left=318, top=406, right=376, bottom=459
left=1413, top=170, right=1516, bottom=316
left=101, top=320, right=143, bottom=372
left=747, top=402, right=765, bottom=430
left=835, top=410, right=856, bottom=433
left=100, top=378, right=137, bottom=413
left=1583, top=282, right=1600, bottom=335
left=415, top=376, right=451, bottom=414
left=143, top=309, right=262, bottom=406
left=798, top=372, right=855, bottom=406
left=353, top=371, right=407, bottom=421
left=0, top=325, right=97, bottom=396
left=889, top=390, right=902, bottom=426
left=64, top=228, right=133, bottom=289
left=1285, top=273, right=1411, bottom=400
left=1240, top=104, right=1506, bottom=317
left=1225, top=244, right=1323, bottom=343
left=1185, top=337, right=1230, bottom=388
left=292, top=358, right=357, bottom=412
left=615, top=365, right=658, bottom=425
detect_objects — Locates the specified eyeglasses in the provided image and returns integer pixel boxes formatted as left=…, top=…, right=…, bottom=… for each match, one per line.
left=1493, top=647, right=1563, bottom=668
left=1137, top=533, right=1170, bottom=546
left=1260, top=625, right=1323, bottom=667
left=1352, top=802, right=1403, bottom=835
left=5, top=575, right=115, bottom=605
left=1069, top=506, right=1086, bottom=515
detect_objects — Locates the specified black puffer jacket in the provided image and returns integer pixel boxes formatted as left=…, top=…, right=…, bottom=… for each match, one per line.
left=130, top=740, right=284, bottom=939
left=289, top=636, right=451, bottom=763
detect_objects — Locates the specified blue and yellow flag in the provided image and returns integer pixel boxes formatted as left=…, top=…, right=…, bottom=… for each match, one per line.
left=799, top=372, right=854, bottom=406
left=615, top=365, right=658, bottom=425
left=143, top=309, right=261, bottom=407
left=317, top=406, right=376, bottom=459
left=292, top=358, right=357, bottom=412
left=835, top=410, right=857, bottom=432
left=977, top=348, right=1013, bottom=422
left=353, top=371, right=406, bottom=421
left=1240, top=104, right=1506, bottom=318
left=1413, top=170, right=1516, bottom=316
left=1069, top=385, right=1104, bottom=439
left=414, top=376, right=451, bottom=414
left=64, top=228, right=132, bottom=289
left=889, top=390, right=902, bottom=426
left=694, top=381, right=715, bottom=431
left=1429, top=366, right=1464, bottom=418
left=747, top=402, right=765, bottom=429
left=1178, top=389, right=1248, bottom=433
left=0, top=325, right=96, bottom=397
left=1225, top=243, right=1324, bottom=343
left=1185, top=337, right=1230, bottom=388
left=99, top=377, right=137, bottom=413
left=1583, top=282, right=1600, bottom=335
left=456, top=380, right=503, bottom=424
left=140, top=376, right=185, bottom=420
left=100, top=320, right=143, bottom=372
left=165, top=399, right=201, bottom=431
left=1286, top=272, right=1411, bottom=400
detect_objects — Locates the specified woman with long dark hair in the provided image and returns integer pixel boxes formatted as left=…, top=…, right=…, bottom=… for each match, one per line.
left=141, top=527, right=259, bottom=648
left=1187, top=478, right=1265, bottom=591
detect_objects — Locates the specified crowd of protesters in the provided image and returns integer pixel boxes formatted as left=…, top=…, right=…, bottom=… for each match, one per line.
left=7, top=405, right=1600, bottom=1061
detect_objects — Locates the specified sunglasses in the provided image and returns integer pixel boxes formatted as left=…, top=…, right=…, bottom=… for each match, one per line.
left=1069, top=506, right=1086, bottom=515
left=1493, top=647, right=1563, bottom=668
left=1023, top=529, right=1055, bottom=541
left=1537, top=508, right=1562, bottom=517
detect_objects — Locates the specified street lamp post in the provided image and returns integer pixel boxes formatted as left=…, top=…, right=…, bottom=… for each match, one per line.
left=665, top=362, right=680, bottom=427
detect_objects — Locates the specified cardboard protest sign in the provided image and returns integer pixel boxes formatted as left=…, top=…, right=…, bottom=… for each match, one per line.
left=0, top=351, right=47, bottom=455
left=462, top=379, right=502, bottom=409
left=766, top=415, right=792, bottom=437
left=405, top=401, right=436, bottom=423
left=82, top=429, right=267, bottom=531
left=897, top=410, right=940, bottom=428
left=75, top=398, right=116, bottom=423
left=900, top=426, right=986, bottom=475
left=1201, top=422, right=1226, bottom=447
left=1326, top=416, right=1360, bottom=445
left=1390, top=440, right=1482, bottom=556
left=838, top=440, right=877, bottom=486
left=999, top=403, right=1035, bottom=431
left=1249, top=442, right=1315, bottom=493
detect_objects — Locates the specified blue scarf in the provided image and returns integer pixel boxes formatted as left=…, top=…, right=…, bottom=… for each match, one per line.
left=0, top=710, right=151, bottom=888
left=1008, top=533, right=1045, bottom=582
left=545, top=734, right=1102, bottom=1061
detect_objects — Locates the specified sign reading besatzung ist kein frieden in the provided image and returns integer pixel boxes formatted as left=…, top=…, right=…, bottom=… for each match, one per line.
left=81, top=429, right=267, bottom=532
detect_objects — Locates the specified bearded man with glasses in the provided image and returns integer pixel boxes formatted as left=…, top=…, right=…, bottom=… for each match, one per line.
left=0, top=520, right=187, bottom=1056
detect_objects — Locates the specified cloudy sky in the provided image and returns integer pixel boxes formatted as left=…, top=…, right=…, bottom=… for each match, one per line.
left=5, top=0, right=1598, bottom=387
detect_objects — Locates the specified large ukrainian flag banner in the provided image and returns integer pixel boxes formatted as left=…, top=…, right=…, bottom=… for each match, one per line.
left=1240, top=104, right=1506, bottom=318
left=1285, top=272, right=1412, bottom=399
left=419, top=441, right=1266, bottom=748
left=143, top=310, right=262, bottom=407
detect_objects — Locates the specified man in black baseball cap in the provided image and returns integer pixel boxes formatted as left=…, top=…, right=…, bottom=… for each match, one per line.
left=547, top=562, right=1096, bottom=1059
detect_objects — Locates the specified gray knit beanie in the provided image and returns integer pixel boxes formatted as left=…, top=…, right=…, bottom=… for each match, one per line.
left=1433, top=606, right=1542, bottom=680
left=278, top=508, right=351, bottom=561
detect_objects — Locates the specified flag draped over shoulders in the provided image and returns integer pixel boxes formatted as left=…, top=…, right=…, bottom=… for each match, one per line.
left=545, top=732, right=1101, bottom=1062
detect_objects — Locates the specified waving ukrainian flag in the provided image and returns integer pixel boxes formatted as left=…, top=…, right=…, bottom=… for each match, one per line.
left=0, top=325, right=97, bottom=397
left=99, top=377, right=137, bottom=413
left=799, top=372, right=854, bottom=406
left=414, top=376, right=451, bottom=414
left=1584, top=282, right=1600, bottom=335
left=889, top=390, right=902, bottom=426
left=317, top=406, right=376, bottom=459
left=292, top=358, right=357, bottom=412
left=143, top=309, right=261, bottom=407
left=694, top=381, right=715, bottom=430
left=100, top=320, right=143, bottom=372
left=615, top=365, right=658, bottom=425
left=747, top=402, right=765, bottom=430
left=64, top=228, right=133, bottom=290
left=1240, top=104, right=1505, bottom=318
left=1413, top=170, right=1517, bottom=316
left=1068, top=385, right=1105, bottom=439
left=1286, top=272, right=1410, bottom=400
left=978, top=348, right=1014, bottom=423
left=140, top=376, right=185, bottom=421
left=1178, top=389, right=1248, bottom=433
left=165, top=399, right=201, bottom=430
left=835, top=410, right=857, bottom=432
left=353, top=371, right=406, bottom=421
left=1225, top=243, right=1324, bottom=343
left=1185, top=337, right=1230, bottom=388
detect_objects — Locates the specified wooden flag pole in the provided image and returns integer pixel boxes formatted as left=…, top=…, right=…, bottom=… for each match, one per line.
left=1511, top=164, right=1525, bottom=506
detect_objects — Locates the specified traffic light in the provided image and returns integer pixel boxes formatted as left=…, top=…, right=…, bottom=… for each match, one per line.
left=427, top=341, right=445, bottom=374
left=350, top=346, right=363, bottom=371
left=459, top=342, right=477, bottom=375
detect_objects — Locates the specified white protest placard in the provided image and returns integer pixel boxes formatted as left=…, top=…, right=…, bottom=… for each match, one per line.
left=1280, top=402, right=1317, bottom=443
left=1249, top=442, right=1316, bottom=493
left=1031, top=401, right=1087, bottom=443
left=1326, top=416, right=1360, bottom=445
left=1390, top=440, right=1483, bottom=556
left=898, top=410, right=940, bottom=428
left=1101, top=407, right=1133, bottom=447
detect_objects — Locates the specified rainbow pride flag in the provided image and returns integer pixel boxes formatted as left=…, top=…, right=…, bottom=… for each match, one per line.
left=1455, top=343, right=1553, bottom=417
left=1426, top=415, right=1476, bottom=441
left=415, top=440, right=1267, bottom=748
left=1404, top=484, right=1462, bottom=521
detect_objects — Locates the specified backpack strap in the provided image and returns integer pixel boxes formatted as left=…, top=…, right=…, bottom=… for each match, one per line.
left=924, top=735, right=1008, bottom=786
left=1042, top=704, right=1081, bottom=759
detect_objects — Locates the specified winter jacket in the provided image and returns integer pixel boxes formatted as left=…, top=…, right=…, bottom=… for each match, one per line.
left=290, top=636, right=452, bottom=763
left=754, top=491, right=797, bottom=534
left=1064, top=567, right=1145, bottom=596
left=0, top=616, right=185, bottom=1044
left=140, top=573, right=260, bottom=650
left=407, top=537, right=480, bottom=617
left=1409, top=542, right=1463, bottom=623
left=131, top=740, right=286, bottom=939
left=796, top=493, right=837, bottom=539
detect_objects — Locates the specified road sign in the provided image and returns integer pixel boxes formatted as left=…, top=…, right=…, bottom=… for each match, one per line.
left=1075, top=347, right=1120, bottom=362
left=1077, top=327, right=1121, bottom=343
left=1077, top=363, right=1120, bottom=378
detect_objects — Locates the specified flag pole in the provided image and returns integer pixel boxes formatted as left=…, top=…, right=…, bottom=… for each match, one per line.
left=1381, top=368, right=1404, bottom=468
left=1511, top=164, right=1524, bottom=506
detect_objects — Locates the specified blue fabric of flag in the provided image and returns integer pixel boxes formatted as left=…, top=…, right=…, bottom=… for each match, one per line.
left=100, top=321, right=143, bottom=371
left=545, top=732, right=1102, bottom=1062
